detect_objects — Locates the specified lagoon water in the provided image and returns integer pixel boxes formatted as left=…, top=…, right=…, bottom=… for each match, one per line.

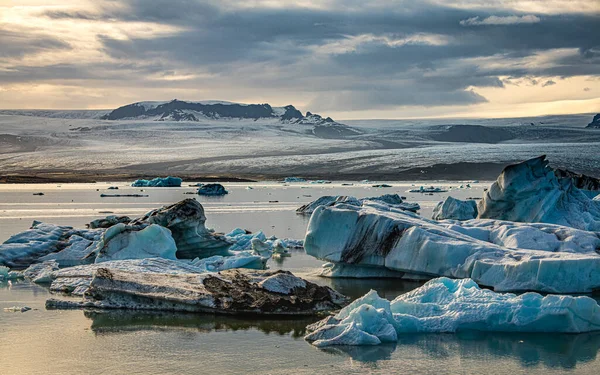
left=2, top=182, right=600, bottom=374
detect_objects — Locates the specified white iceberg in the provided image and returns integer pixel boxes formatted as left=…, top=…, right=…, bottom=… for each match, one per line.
left=478, top=156, right=600, bottom=231
left=305, top=201, right=600, bottom=293
left=408, top=186, right=448, bottom=193
left=432, top=196, right=478, bottom=220
left=305, top=277, right=600, bottom=347
left=93, top=223, right=177, bottom=263
left=296, top=194, right=419, bottom=215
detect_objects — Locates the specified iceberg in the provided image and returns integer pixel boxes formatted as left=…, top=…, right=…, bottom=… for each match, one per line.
left=478, top=156, right=600, bottom=231
left=197, top=183, right=228, bottom=196
left=408, top=186, right=448, bottom=193
left=46, top=268, right=347, bottom=316
left=0, top=221, right=102, bottom=268
left=92, top=223, right=177, bottom=263
left=304, top=201, right=600, bottom=293
left=131, top=176, right=182, bottom=187
left=87, top=215, right=131, bottom=229
left=0, top=265, right=22, bottom=281
left=432, top=196, right=478, bottom=220
left=283, top=177, right=306, bottom=182
left=296, top=194, right=419, bottom=215
left=305, top=277, right=600, bottom=347
left=135, top=198, right=232, bottom=259
left=44, top=256, right=268, bottom=295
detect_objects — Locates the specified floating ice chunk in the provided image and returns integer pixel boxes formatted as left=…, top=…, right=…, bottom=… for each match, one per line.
left=38, top=235, right=97, bottom=266
left=296, top=194, right=419, bottom=215
left=0, top=266, right=22, bottom=281
left=4, top=306, right=32, bottom=313
left=305, top=278, right=600, bottom=347
left=47, top=269, right=347, bottom=316
left=0, top=222, right=102, bottom=268
left=284, top=177, right=306, bottom=182
left=190, top=251, right=268, bottom=272
left=305, top=202, right=600, bottom=293
left=197, top=183, right=228, bottom=196
left=408, top=186, right=448, bottom=193
left=320, top=263, right=428, bottom=279
left=478, top=156, right=600, bottom=231
left=131, top=176, right=182, bottom=187
left=432, top=197, right=478, bottom=220
left=94, top=224, right=177, bottom=263
left=136, top=199, right=232, bottom=259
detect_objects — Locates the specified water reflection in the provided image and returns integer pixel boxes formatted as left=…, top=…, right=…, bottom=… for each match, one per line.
left=84, top=309, right=317, bottom=338
left=319, top=332, right=600, bottom=370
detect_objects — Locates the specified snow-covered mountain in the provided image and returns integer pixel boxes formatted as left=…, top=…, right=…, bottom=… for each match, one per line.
left=102, top=99, right=334, bottom=125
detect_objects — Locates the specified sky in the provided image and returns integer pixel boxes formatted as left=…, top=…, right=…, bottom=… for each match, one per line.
left=0, top=0, right=599, bottom=119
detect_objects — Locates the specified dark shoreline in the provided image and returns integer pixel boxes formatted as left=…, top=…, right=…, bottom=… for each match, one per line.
left=0, top=162, right=512, bottom=183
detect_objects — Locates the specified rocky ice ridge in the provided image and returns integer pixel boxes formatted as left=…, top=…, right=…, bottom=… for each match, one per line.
left=432, top=196, right=478, bottom=220
left=46, top=268, right=347, bottom=316
left=554, top=168, right=600, bottom=193
left=477, top=156, right=600, bottom=231
left=296, top=194, right=420, bottom=215
left=305, top=277, right=600, bottom=347
left=304, top=200, right=600, bottom=293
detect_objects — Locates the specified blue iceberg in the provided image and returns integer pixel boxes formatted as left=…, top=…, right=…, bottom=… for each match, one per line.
left=131, top=176, right=182, bottom=187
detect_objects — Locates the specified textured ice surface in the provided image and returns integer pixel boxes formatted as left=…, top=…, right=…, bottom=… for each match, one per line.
left=305, top=277, right=600, bottom=347
left=432, top=197, right=478, bottom=221
left=131, top=176, right=182, bottom=187
left=94, top=224, right=177, bottom=263
left=305, top=201, right=600, bottom=293
left=135, top=199, right=232, bottom=259
left=296, top=194, right=419, bottom=215
left=46, top=269, right=347, bottom=315
left=478, top=156, right=600, bottom=231
left=0, top=222, right=102, bottom=268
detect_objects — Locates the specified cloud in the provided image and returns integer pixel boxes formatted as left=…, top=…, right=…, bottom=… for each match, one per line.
left=460, top=15, right=541, bottom=26
left=0, top=0, right=598, bottom=115
left=542, top=80, right=556, bottom=87
left=584, top=87, right=591, bottom=91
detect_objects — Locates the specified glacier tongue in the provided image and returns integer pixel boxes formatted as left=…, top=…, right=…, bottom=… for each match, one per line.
left=305, top=277, right=600, bottom=347
left=305, top=201, right=600, bottom=293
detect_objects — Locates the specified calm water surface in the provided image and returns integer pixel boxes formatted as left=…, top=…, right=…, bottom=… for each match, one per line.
left=1, top=182, right=599, bottom=374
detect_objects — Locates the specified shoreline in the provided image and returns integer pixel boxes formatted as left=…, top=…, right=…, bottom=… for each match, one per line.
left=0, top=161, right=509, bottom=183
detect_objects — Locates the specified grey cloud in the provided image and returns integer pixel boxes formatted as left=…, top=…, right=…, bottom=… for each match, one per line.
left=0, top=29, right=71, bottom=58
left=460, top=15, right=540, bottom=26
left=542, top=80, right=556, bottom=87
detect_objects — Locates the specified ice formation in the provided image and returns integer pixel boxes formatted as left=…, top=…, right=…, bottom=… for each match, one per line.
left=478, top=156, right=600, bottom=231
left=304, top=200, right=600, bottom=293
left=296, top=194, right=419, bottom=215
left=197, top=183, right=228, bottom=196
left=0, top=222, right=103, bottom=268
left=408, top=186, right=448, bottom=193
left=284, top=177, right=306, bottom=182
left=135, top=199, right=232, bottom=259
left=46, top=269, right=347, bottom=316
left=305, top=278, right=600, bottom=347
left=93, top=223, right=177, bottom=263
left=131, top=176, right=182, bottom=187
left=0, top=265, right=22, bottom=281
left=87, top=215, right=131, bottom=229
left=432, top=197, right=478, bottom=220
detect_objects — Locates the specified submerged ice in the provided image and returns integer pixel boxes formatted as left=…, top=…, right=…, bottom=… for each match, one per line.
left=305, top=277, right=600, bottom=347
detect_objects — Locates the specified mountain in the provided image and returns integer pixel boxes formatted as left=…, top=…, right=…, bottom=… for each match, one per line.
left=587, top=114, right=600, bottom=129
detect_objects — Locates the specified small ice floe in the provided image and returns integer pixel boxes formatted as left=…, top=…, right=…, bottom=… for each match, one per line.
left=131, top=176, right=182, bottom=187
left=100, top=194, right=148, bottom=197
left=432, top=196, right=477, bottom=221
left=408, top=186, right=448, bottom=193
left=305, top=277, right=600, bottom=347
left=283, top=177, right=306, bottom=183
left=0, top=266, right=23, bottom=281
left=310, top=180, right=332, bottom=184
left=32, top=192, right=44, bottom=196
left=197, top=183, right=228, bottom=196
left=107, top=186, right=119, bottom=190
left=4, top=306, right=32, bottom=313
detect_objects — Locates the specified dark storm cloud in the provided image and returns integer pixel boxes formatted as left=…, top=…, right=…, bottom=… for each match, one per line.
left=10, top=0, right=600, bottom=109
